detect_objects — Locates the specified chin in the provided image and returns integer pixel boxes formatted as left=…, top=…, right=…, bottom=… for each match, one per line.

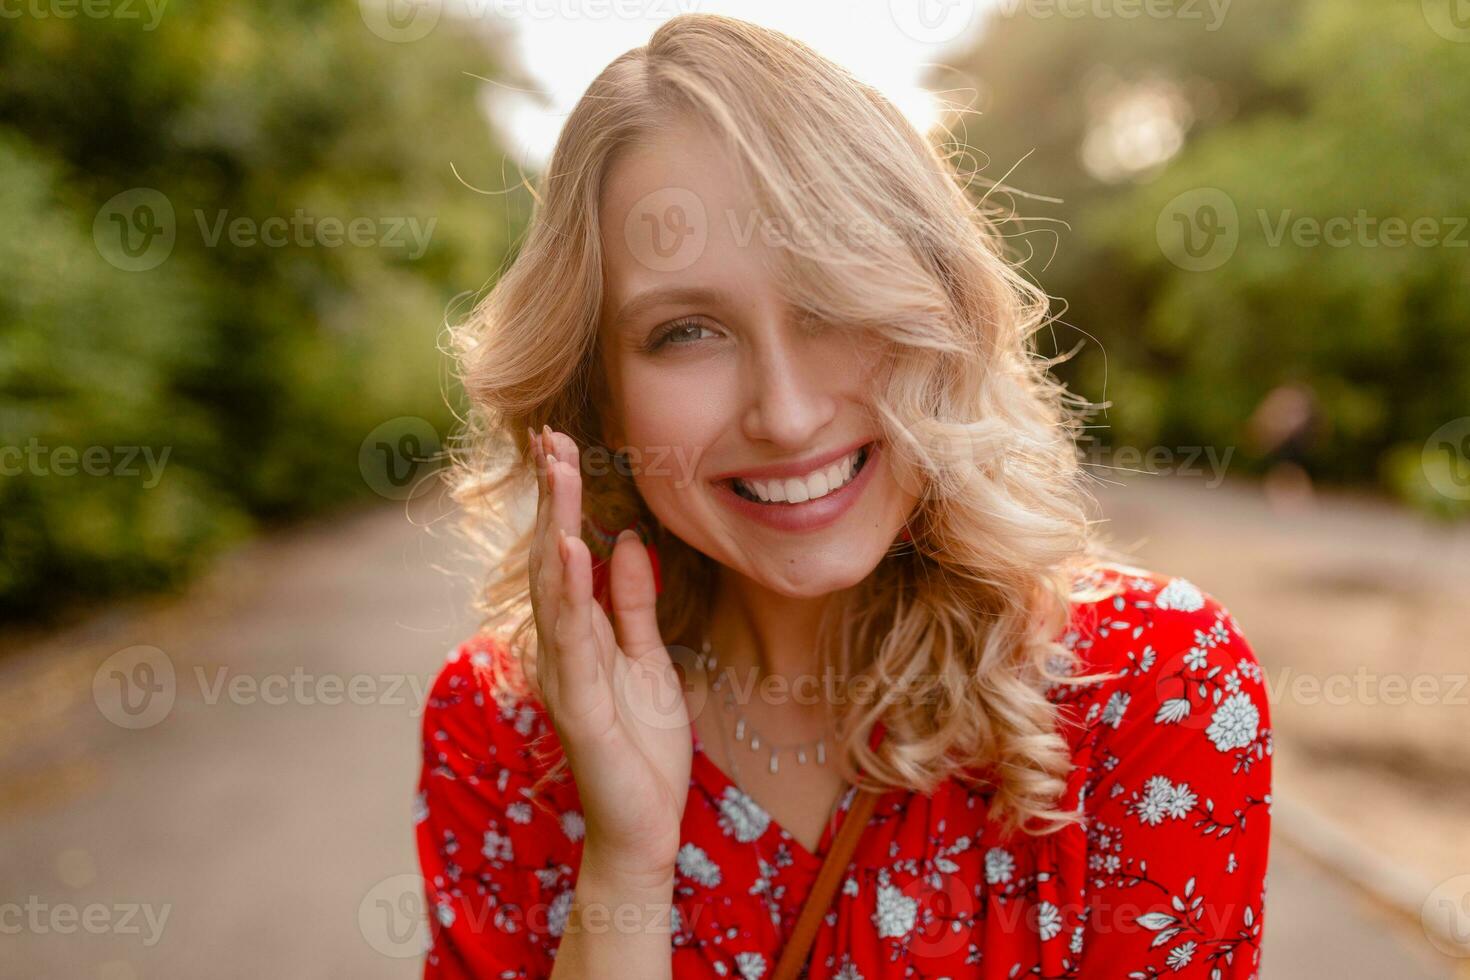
left=746, top=550, right=886, bottom=598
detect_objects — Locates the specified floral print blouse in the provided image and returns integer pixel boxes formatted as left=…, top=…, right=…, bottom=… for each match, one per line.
left=415, top=562, right=1272, bottom=978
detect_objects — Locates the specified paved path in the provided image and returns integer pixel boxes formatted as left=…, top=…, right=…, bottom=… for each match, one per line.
left=0, top=485, right=1461, bottom=978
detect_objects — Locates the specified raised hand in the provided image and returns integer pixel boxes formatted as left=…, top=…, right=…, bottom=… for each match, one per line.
left=527, top=426, right=692, bottom=884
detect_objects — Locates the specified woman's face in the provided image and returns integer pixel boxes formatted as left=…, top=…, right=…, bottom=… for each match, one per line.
left=596, top=117, right=920, bottom=598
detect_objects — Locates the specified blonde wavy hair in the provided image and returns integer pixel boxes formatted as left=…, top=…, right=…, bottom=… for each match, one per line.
left=448, top=13, right=1125, bottom=836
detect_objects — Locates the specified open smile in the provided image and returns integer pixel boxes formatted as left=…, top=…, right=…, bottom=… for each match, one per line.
left=712, top=440, right=880, bottom=532
left=727, top=442, right=872, bottom=504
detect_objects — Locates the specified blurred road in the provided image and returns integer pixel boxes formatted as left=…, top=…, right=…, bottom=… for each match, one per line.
left=0, top=480, right=1463, bottom=978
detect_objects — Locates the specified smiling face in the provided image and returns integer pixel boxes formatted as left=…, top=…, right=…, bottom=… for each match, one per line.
left=596, top=116, right=920, bottom=598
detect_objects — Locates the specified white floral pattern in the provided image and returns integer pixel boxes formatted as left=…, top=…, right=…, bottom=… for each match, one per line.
left=1206, top=692, right=1261, bottom=752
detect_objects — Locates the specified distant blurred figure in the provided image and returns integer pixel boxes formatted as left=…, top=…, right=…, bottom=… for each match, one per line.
left=1247, top=381, right=1322, bottom=513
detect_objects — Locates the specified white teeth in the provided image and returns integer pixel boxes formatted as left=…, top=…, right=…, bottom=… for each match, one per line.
left=734, top=447, right=866, bottom=504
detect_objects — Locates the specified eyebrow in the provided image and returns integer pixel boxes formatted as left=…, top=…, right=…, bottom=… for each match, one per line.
left=609, top=285, right=733, bottom=331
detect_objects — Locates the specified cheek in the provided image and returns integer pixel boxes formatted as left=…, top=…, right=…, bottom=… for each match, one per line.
left=614, top=362, right=730, bottom=493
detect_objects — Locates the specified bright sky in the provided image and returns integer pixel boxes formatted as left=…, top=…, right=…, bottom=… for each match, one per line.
left=476, top=0, right=994, bottom=170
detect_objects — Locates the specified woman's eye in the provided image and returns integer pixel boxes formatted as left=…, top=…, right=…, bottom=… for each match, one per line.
left=649, top=319, right=714, bottom=350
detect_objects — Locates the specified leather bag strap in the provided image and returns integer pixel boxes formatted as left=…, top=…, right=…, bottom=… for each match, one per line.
left=770, top=785, right=883, bottom=980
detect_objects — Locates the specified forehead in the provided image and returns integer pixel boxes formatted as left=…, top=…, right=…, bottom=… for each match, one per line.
left=598, top=120, right=773, bottom=322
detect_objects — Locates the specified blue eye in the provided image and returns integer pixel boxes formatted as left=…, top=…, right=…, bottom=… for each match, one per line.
left=647, top=318, right=712, bottom=351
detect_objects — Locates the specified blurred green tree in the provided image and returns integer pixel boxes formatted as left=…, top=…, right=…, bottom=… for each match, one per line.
left=942, top=0, right=1469, bottom=514
left=0, top=1, right=534, bottom=620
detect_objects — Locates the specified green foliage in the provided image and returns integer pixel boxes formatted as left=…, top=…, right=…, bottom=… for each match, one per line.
left=0, top=2, right=532, bottom=620
left=944, top=0, right=1469, bottom=514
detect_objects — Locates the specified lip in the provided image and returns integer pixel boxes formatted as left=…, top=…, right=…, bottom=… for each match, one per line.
left=711, top=440, right=880, bottom=533
left=709, top=438, right=874, bottom=482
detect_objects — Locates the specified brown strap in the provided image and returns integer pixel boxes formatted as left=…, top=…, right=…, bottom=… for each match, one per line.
left=770, top=786, right=883, bottom=980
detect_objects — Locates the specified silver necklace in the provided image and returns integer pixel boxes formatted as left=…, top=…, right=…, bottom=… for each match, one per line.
left=698, top=636, right=830, bottom=776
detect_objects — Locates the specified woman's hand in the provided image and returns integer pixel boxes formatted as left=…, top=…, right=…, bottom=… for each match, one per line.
left=527, top=426, right=691, bottom=885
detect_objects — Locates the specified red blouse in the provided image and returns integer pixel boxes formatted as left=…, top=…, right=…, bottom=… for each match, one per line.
left=415, top=562, right=1272, bottom=978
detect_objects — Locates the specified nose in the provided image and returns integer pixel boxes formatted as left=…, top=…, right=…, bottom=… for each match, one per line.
left=739, top=322, right=839, bottom=450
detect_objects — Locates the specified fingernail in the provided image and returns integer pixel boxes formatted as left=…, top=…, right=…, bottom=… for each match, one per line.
left=616, top=528, right=639, bottom=546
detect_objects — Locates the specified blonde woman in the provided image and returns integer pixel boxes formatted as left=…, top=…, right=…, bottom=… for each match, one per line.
left=415, top=14, right=1271, bottom=979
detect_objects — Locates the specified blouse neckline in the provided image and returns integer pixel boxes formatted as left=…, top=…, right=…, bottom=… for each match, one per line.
left=686, top=718, right=888, bottom=865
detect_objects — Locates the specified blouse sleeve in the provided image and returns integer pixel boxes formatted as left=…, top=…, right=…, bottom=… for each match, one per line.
left=1078, top=582, right=1273, bottom=978
left=415, top=642, right=573, bottom=979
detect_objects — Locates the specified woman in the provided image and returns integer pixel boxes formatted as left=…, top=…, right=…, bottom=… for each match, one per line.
left=416, top=13, right=1271, bottom=979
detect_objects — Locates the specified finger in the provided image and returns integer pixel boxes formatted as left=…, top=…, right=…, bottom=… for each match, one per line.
left=554, top=530, right=604, bottom=714
left=529, top=426, right=548, bottom=504
left=527, top=427, right=548, bottom=582
left=545, top=430, right=584, bottom=540
left=546, top=426, right=577, bottom=469
left=609, top=528, right=664, bottom=662
left=534, top=451, right=565, bottom=626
